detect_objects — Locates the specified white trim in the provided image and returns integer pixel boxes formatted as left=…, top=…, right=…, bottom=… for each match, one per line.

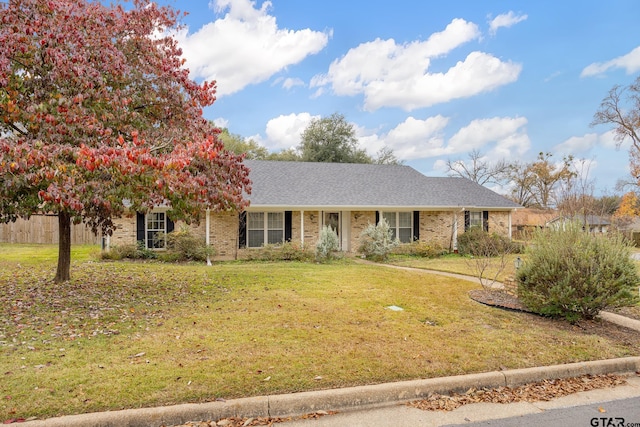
left=206, top=208, right=211, bottom=266
left=145, top=209, right=169, bottom=250
left=300, top=210, right=305, bottom=246
left=245, top=205, right=515, bottom=212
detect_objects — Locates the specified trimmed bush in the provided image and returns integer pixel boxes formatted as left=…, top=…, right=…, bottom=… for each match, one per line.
left=164, top=226, right=214, bottom=262
left=243, top=242, right=314, bottom=262
left=517, top=222, right=640, bottom=322
left=358, top=218, right=399, bottom=261
left=100, top=241, right=157, bottom=260
left=391, top=240, right=447, bottom=258
left=458, top=227, right=521, bottom=257
left=315, top=226, right=341, bottom=262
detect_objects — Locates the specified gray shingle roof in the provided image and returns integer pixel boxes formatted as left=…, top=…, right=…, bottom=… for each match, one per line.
left=244, top=160, right=520, bottom=210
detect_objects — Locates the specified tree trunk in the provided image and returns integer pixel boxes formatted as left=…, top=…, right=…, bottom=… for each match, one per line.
left=54, top=211, right=72, bottom=283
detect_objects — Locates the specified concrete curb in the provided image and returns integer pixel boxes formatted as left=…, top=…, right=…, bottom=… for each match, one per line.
left=25, top=356, right=640, bottom=427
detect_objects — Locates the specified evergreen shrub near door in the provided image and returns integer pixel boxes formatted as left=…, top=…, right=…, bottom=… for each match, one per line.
left=316, top=225, right=340, bottom=262
left=517, top=222, right=640, bottom=322
left=358, top=218, right=399, bottom=261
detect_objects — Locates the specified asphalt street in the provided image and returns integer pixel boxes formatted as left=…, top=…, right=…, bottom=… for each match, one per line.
left=443, top=397, right=640, bottom=427
left=273, top=375, right=640, bottom=427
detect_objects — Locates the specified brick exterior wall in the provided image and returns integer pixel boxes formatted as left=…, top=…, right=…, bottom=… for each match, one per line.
left=349, top=211, right=376, bottom=253
left=112, top=209, right=512, bottom=259
left=420, top=211, right=460, bottom=250
left=208, top=211, right=238, bottom=260
left=111, top=216, right=137, bottom=247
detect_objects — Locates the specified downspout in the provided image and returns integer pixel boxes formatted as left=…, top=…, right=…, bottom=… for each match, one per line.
left=206, top=208, right=211, bottom=266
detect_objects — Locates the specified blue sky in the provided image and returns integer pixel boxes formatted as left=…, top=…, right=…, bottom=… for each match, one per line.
left=166, top=0, right=640, bottom=194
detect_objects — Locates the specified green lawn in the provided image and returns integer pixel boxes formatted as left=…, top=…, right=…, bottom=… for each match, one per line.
left=1, top=244, right=638, bottom=421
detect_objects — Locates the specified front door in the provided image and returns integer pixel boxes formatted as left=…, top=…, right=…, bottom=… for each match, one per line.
left=324, top=212, right=340, bottom=247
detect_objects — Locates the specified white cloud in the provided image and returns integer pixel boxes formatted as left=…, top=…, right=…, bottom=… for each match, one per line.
left=581, top=46, right=640, bottom=77
left=555, top=130, right=632, bottom=155
left=447, top=116, right=529, bottom=156
left=554, top=133, right=599, bottom=154
left=174, top=0, right=330, bottom=96
left=488, top=11, right=528, bottom=36
left=383, top=115, right=450, bottom=159
left=281, top=77, right=305, bottom=90
left=257, top=112, right=318, bottom=151
left=311, top=19, right=521, bottom=111
left=212, top=117, right=229, bottom=128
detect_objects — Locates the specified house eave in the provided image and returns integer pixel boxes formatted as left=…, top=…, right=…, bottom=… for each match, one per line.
left=243, top=205, right=518, bottom=212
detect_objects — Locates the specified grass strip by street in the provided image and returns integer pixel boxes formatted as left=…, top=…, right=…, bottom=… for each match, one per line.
left=1, top=244, right=639, bottom=421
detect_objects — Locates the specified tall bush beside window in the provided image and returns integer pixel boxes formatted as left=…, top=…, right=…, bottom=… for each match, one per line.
left=517, top=222, right=640, bottom=322
left=358, top=218, right=399, bottom=261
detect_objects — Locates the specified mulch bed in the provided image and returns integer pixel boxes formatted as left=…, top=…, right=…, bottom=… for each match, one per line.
left=468, top=289, right=532, bottom=312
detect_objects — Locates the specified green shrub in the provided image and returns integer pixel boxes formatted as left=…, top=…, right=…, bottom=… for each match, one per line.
left=315, top=226, right=341, bottom=262
left=100, top=241, right=157, bottom=260
left=391, top=240, right=447, bottom=258
left=165, top=226, right=215, bottom=262
left=244, top=241, right=314, bottom=262
left=458, top=227, right=521, bottom=257
left=358, top=218, right=399, bottom=261
left=517, top=222, right=640, bottom=322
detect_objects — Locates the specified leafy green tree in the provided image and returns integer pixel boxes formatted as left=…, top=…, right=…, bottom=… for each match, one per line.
left=299, top=113, right=368, bottom=163
left=217, top=128, right=269, bottom=160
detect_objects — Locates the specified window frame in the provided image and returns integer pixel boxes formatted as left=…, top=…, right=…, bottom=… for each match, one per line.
left=468, top=211, right=483, bottom=229
left=246, top=211, right=285, bottom=248
left=381, top=211, right=414, bottom=243
left=146, top=211, right=167, bottom=250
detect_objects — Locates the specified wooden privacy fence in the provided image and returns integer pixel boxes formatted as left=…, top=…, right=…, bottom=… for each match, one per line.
left=0, top=214, right=100, bottom=245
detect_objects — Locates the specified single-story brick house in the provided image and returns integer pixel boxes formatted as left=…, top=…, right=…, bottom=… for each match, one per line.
left=110, top=160, right=520, bottom=259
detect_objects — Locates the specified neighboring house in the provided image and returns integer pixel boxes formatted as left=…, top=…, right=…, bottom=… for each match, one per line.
left=110, top=160, right=521, bottom=259
left=546, top=214, right=611, bottom=234
left=511, top=208, right=557, bottom=239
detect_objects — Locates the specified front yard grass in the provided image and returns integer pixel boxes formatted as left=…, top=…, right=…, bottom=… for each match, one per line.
left=386, top=252, right=521, bottom=283
left=1, top=244, right=638, bottom=421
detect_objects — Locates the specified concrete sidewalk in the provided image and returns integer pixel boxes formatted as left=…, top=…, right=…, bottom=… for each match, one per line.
left=24, top=357, right=640, bottom=427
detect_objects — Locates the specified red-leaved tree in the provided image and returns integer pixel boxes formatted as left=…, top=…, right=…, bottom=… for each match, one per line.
left=0, top=0, right=251, bottom=282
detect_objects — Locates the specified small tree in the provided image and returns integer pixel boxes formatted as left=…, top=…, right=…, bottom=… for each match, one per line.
left=517, top=222, right=640, bottom=322
left=458, top=228, right=520, bottom=289
left=358, top=218, right=399, bottom=261
left=315, top=225, right=340, bottom=262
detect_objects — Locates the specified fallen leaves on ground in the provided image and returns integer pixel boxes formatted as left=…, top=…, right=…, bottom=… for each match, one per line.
left=163, top=411, right=337, bottom=427
left=0, top=263, right=191, bottom=347
left=407, top=374, right=627, bottom=412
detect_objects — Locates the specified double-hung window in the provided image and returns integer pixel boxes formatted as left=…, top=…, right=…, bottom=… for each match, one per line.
left=382, top=211, right=413, bottom=243
left=469, top=211, right=483, bottom=229
left=247, top=212, right=284, bottom=248
left=465, top=210, right=488, bottom=232
left=146, top=212, right=167, bottom=249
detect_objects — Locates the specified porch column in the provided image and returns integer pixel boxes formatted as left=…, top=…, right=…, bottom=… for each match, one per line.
left=508, top=211, right=512, bottom=239
left=206, top=208, right=211, bottom=266
left=300, top=210, right=304, bottom=246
